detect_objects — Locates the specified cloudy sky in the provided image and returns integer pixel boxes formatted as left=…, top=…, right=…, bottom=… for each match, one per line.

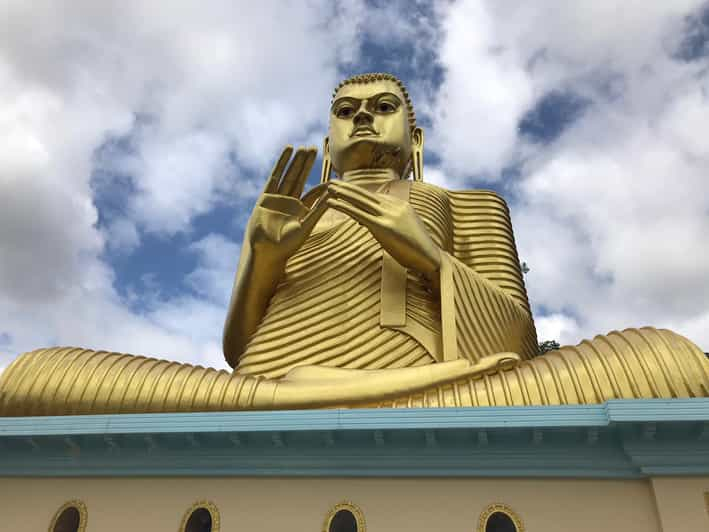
left=1, top=0, right=708, bottom=372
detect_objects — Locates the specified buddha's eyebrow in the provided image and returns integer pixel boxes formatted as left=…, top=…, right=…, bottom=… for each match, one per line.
left=331, top=96, right=360, bottom=110
left=331, top=92, right=403, bottom=111
left=371, top=92, right=402, bottom=103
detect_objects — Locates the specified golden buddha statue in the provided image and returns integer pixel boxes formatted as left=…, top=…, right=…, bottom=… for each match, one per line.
left=1, top=73, right=707, bottom=415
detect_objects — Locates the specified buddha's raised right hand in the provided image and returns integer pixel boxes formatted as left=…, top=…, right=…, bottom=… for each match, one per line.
left=224, top=146, right=329, bottom=366
left=246, top=145, right=328, bottom=265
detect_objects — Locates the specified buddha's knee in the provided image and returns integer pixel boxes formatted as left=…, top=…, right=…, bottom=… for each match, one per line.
left=0, top=347, right=248, bottom=416
left=552, top=327, right=709, bottom=401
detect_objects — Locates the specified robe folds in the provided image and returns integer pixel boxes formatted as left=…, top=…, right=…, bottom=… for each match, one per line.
left=235, top=180, right=538, bottom=379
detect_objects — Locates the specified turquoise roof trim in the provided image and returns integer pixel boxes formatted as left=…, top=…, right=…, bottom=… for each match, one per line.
left=0, top=399, right=707, bottom=478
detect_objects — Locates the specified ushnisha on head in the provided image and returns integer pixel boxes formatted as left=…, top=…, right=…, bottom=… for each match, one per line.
left=321, top=73, right=424, bottom=183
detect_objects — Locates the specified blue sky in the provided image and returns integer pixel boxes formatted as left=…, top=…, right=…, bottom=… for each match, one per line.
left=1, top=0, right=709, bottom=371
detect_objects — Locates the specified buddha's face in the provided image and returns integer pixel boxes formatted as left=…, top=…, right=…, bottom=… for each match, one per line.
left=328, top=80, right=413, bottom=176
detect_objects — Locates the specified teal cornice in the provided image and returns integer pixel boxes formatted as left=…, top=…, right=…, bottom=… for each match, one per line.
left=0, top=399, right=707, bottom=478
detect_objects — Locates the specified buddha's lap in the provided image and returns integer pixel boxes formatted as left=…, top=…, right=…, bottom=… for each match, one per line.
left=0, top=327, right=706, bottom=414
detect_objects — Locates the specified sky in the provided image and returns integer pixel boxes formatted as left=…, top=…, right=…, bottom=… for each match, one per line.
left=1, top=0, right=708, bottom=373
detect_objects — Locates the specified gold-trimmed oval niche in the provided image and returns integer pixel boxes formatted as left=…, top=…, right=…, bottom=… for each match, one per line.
left=180, top=500, right=220, bottom=532
left=323, top=501, right=366, bottom=532
left=477, top=502, right=524, bottom=532
left=49, top=500, right=87, bottom=532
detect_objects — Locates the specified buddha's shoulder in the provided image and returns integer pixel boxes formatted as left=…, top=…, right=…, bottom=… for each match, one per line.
left=411, top=181, right=510, bottom=210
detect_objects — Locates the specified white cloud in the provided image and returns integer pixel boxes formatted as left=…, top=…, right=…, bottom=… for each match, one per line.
left=0, top=0, right=366, bottom=368
left=432, top=1, right=709, bottom=348
left=429, top=0, right=534, bottom=178
left=535, top=313, right=581, bottom=346
left=78, top=1, right=366, bottom=236
left=185, top=233, right=240, bottom=307
left=423, top=166, right=458, bottom=190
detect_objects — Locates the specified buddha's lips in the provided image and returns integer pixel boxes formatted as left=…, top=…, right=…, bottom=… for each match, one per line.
left=350, top=126, right=378, bottom=137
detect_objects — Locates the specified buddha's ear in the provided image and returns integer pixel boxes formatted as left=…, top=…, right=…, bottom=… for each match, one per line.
left=412, top=127, right=424, bottom=182
left=320, top=136, right=331, bottom=184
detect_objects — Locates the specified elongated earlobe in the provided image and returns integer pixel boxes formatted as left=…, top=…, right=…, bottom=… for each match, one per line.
left=412, top=127, right=424, bottom=182
left=320, top=137, right=332, bottom=184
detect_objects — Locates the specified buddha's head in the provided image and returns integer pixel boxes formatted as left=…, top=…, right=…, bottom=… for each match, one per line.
left=323, top=73, right=424, bottom=181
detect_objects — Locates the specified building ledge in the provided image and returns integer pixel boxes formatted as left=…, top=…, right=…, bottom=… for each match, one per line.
left=0, top=398, right=707, bottom=478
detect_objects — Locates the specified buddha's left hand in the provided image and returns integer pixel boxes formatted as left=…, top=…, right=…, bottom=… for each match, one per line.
left=269, top=353, right=520, bottom=408
left=327, top=181, right=441, bottom=280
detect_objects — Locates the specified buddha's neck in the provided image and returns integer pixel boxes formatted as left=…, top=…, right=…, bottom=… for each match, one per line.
left=340, top=168, right=400, bottom=186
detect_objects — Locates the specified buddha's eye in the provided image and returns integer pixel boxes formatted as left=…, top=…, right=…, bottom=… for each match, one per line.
left=336, top=106, right=354, bottom=118
left=376, top=101, right=396, bottom=113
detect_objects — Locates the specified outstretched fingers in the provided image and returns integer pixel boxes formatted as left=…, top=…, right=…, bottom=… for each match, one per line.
left=277, top=147, right=306, bottom=195
left=280, top=146, right=317, bottom=197
left=264, top=145, right=318, bottom=198
left=292, top=148, right=317, bottom=199
left=265, top=146, right=294, bottom=194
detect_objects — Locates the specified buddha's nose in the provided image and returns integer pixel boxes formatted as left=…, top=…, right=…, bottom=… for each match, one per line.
left=353, top=108, right=374, bottom=126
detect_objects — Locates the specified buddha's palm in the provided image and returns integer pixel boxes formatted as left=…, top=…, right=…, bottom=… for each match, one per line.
left=246, top=146, right=327, bottom=265
left=224, top=146, right=327, bottom=366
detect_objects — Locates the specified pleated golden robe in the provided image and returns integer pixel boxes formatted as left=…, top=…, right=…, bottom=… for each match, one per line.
left=235, top=180, right=539, bottom=378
